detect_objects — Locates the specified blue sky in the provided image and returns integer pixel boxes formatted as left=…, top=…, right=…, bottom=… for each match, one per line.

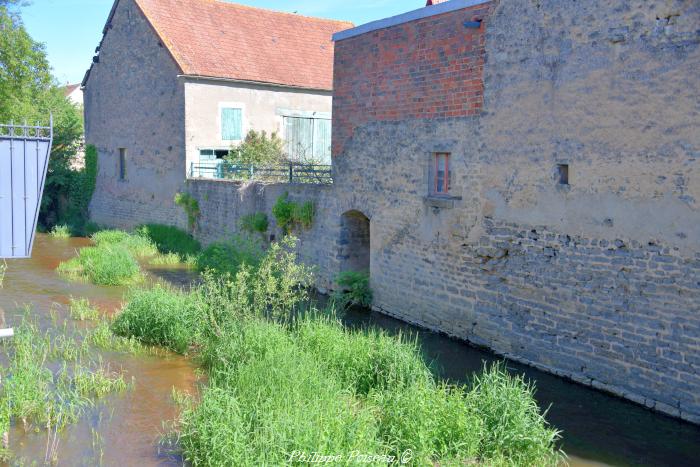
left=21, top=0, right=426, bottom=85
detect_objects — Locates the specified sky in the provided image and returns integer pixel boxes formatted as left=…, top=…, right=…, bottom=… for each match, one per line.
left=20, top=0, right=427, bottom=86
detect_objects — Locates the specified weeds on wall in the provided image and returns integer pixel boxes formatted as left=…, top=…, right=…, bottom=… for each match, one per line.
left=0, top=261, right=6, bottom=288
left=272, top=192, right=315, bottom=234
left=195, top=235, right=264, bottom=277
left=332, top=270, right=373, bottom=309
left=239, top=212, right=269, bottom=236
left=174, top=192, right=200, bottom=233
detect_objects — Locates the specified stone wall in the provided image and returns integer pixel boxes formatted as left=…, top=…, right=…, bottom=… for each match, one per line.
left=84, top=0, right=188, bottom=229
left=326, top=0, right=700, bottom=423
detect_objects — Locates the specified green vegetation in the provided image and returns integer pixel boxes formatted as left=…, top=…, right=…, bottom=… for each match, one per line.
left=333, top=270, right=373, bottom=308
left=0, top=261, right=6, bottom=288
left=57, top=244, right=141, bottom=286
left=108, top=237, right=562, bottom=466
left=0, top=4, right=87, bottom=231
left=91, top=229, right=158, bottom=258
left=272, top=192, right=315, bottom=234
left=68, top=297, right=100, bottom=321
left=195, top=235, right=264, bottom=276
left=0, top=317, right=130, bottom=446
left=239, top=212, right=268, bottom=235
left=174, top=193, right=200, bottom=233
left=136, top=224, right=201, bottom=261
left=49, top=224, right=71, bottom=239
left=225, top=130, right=285, bottom=167
left=61, top=144, right=99, bottom=235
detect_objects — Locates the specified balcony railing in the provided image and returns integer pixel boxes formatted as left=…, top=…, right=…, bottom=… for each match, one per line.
left=190, top=161, right=333, bottom=185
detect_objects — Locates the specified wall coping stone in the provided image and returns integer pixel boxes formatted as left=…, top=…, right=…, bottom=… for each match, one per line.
left=332, top=0, right=491, bottom=42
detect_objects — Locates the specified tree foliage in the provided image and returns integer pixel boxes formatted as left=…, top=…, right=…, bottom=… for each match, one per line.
left=0, top=4, right=85, bottom=229
left=225, top=130, right=285, bottom=166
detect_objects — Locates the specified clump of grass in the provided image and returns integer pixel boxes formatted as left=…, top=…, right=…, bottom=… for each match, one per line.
left=136, top=224, right=201, bottom=261
left=195, top=234, right=264, bottom=276
left=149, top=253, right=182, bottom=266
left=91, top=230, right=158, bottom=258
left=71, top=360, right=130, bottom=398
left=272, top=192, right=315, bottom=234
left=49, top=224, right=71, bottom=239
left=57, top=245, right=142, bottom=286
left=84, top=320, right=149, bottom=355
left=69, top=297, right=100, bottom=321
left=332, top=270, right=373, bottom=308
left=0, top=261, right=6, bottom=288
left=111, top=285, right=199, bottom=354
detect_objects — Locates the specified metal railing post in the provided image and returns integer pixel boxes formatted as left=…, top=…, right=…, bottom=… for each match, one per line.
left=289, top=162, right=293, bottom=183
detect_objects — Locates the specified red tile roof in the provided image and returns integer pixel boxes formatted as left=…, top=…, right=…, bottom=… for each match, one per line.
left=134, top=0, right=353, bottom=90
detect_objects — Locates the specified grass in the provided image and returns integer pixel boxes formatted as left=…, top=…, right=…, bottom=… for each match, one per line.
left=68, top=297, right=100, bottom=321
left=239, top=212, right=269, bottom=235
left=57, top=244, right=142, bottom=286
left=0, top=261, right=5, bottom=288
left=107, top=238, right=562, bottom=466
left=0, top=317, right=131, bottom=437
left=91, top=230, right=158, bottom=258
left=137, top=224, right=201, bottom=262
left=49, top=224, right=71, bottom=239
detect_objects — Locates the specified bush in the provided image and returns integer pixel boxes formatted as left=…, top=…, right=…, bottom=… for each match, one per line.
left=272, top=192, right=315, bottom=234
left=137, top=224, right=201, bottom=261
left=111, top=285, right=200, bottom=354
left=239, top=212, right=268, bottom=235
left=195, top=235, right=263, bottom=276
left=333, top=270, right=372, bottom=308
left=225, top=130, right=284, bottom=167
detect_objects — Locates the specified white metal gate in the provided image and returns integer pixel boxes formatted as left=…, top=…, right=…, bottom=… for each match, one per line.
left=0, top=121, right=53, bottom=259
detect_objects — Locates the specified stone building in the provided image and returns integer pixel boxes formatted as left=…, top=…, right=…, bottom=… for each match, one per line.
left=82, top=0, right=351, bottom=228
left=186, top=0, right=700, bottom=424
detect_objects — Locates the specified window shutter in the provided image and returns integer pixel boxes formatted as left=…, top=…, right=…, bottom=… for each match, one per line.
left=313, top=118, right=332, bottom=164
left=221, top=108, right=242, bottom=140
left=285, top=116, right=314, bottom=161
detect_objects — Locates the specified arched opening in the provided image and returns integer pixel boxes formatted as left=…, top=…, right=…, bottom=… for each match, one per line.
left=338, top=210, right=370, bottom=274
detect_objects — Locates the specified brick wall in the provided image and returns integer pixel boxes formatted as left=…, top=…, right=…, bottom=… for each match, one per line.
left=332, top=1, right=493, bottom=155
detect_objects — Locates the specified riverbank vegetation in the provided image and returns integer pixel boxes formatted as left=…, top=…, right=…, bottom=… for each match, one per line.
left=0, top=313, right=131, bottom=462
left=107, top=237, right=562, bottom=465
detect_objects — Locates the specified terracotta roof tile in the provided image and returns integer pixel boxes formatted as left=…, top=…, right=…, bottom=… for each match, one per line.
left=134, top=0, right=353, bottom=90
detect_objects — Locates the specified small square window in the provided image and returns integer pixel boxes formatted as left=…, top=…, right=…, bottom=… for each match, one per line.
left=433, top=153, right=450, bottom=195
left=118, top=148, right=127, bottom=181
left=557, top=164, right=569, bottom=185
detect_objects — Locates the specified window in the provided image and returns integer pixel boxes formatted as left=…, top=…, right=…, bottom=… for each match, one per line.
left=557, top=164, right=569, bottom=185
left=284, top=116, right=331, bottom=163
left=221, top=108, right=243, bottom=141
left=199, top=149, right=230, bottom=161
left=118, top=148, right=127, bottom=180
left=433, top=152, right=450, bottom=195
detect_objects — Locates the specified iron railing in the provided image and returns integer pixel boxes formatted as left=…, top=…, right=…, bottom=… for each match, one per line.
left=190, top=161, right=333, bottom=185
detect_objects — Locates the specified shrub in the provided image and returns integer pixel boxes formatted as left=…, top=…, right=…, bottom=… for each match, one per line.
left=0, top=261, right=6, bottom=288
left=239, top=212, right=268, bottom=235
left=225, top=130, right=284, bottom=167
left=333, top=270, right=372, bottom=308
left=49, top=224, right=71, bottom=239
left=174, top=192, right=200, bottom=232
left=272, top=192, right=315, bottom=234
left=195, top=235, right=264, bottom=276
left=136, top=224, right=201, bottom=261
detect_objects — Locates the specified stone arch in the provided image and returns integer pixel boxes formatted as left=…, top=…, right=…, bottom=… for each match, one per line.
left=338, top=210, right=370, bottom=274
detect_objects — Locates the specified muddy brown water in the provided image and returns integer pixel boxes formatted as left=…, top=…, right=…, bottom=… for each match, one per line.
left=0, top=234, right=199, bottom=466
left=1, top=234, right=699, bottom=466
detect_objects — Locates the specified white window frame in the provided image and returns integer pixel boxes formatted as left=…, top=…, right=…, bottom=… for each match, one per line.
left=218, top=102, right=246, bottom=144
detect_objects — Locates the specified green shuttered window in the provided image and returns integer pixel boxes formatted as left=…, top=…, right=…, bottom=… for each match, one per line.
left=221, top=108, right=243, bottom=141
left=284, top=116, right=331, bottom=164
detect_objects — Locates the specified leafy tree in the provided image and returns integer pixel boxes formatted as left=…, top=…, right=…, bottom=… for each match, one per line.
left=0, top=4, right=85, bottom=229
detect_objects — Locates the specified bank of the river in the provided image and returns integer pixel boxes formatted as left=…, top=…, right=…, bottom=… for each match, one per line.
left=0, top=234, right=199, bottom=466
left=1, top=234, right=699, bottom=465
